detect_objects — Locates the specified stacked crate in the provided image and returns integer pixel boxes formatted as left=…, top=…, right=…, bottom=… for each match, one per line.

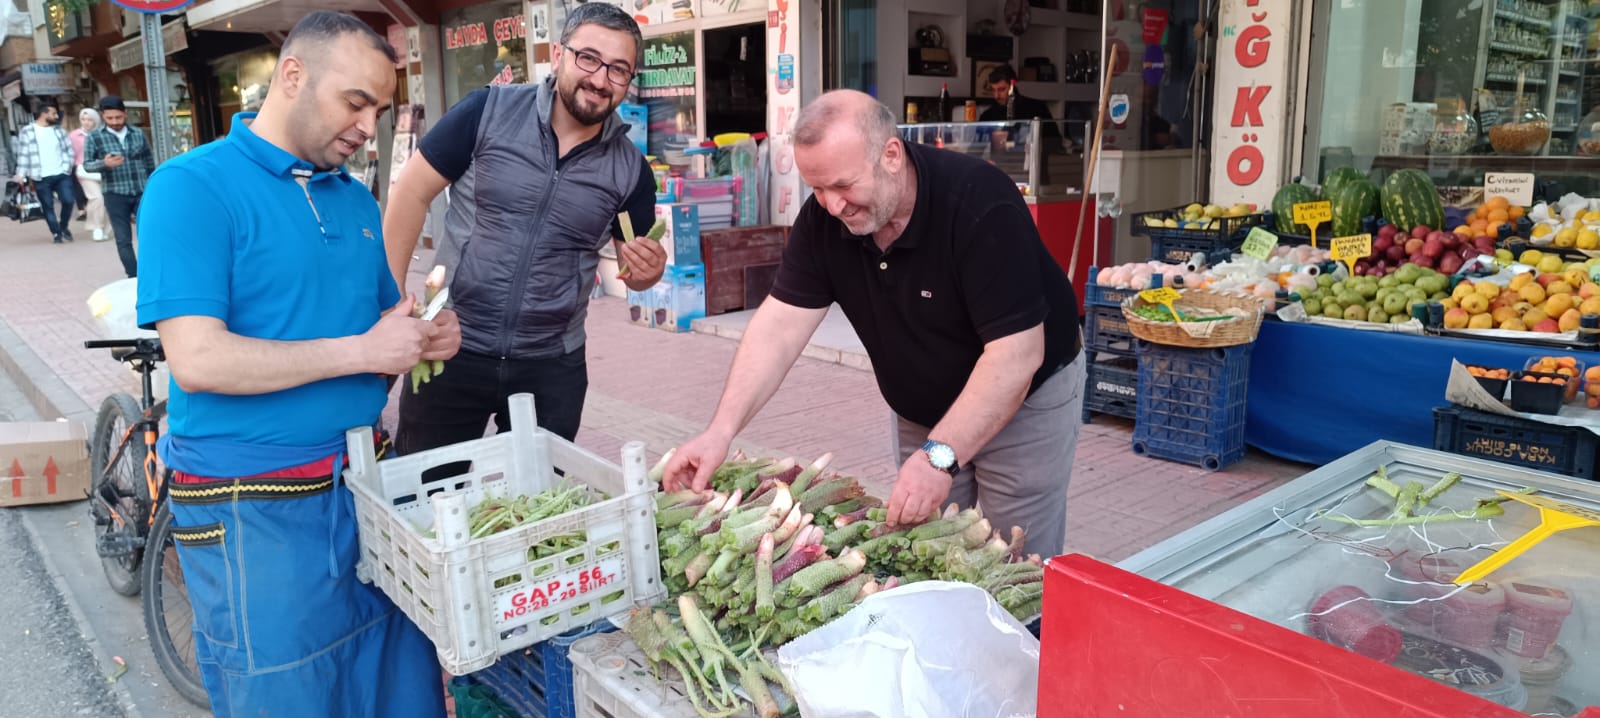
left=1082, top=267, right=1140, bottom=423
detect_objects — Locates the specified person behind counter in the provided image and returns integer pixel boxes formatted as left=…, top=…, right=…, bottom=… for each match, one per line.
left=662, top=90, right=1085, bottom=559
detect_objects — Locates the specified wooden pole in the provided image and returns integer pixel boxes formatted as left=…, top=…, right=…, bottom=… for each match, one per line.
left=1069, top=44, right=1120, bottom=283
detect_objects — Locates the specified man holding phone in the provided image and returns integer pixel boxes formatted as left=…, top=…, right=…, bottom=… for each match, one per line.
left=83, top=95, right=155, bottom=278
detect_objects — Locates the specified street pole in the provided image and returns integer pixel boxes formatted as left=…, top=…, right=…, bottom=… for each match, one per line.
left=141, top=13, right=174, bottom=164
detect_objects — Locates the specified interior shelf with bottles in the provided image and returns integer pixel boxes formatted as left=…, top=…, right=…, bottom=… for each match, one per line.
left=1469, top=0, right=1590, bottom=156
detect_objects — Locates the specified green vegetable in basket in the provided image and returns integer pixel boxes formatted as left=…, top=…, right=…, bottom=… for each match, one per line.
left=1131, top=304, right=1236, bottom=323
left=460, top=480, right=594, bottom=554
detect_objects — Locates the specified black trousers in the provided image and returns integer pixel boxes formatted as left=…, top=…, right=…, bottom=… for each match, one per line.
left=395, top=346, right=589, bottom=456
left=104, top=192, right=139, bottom=278
left=35, top=174, right=75, bottom=238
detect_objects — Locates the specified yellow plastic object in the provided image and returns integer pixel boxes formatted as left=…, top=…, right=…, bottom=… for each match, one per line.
left=1138, top=287, right=1183, bottom=321
left=712, top=132, right=752, bottom=147
left=1454, top=491, right=1600, bottom=585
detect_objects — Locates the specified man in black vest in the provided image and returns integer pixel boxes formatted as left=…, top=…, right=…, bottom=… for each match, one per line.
left=384, top=3, right=664, bottom=452
left=662, top=90, right=1085, bottom=559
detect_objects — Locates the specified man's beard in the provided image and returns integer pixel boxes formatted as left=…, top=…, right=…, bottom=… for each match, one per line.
left=559, top=77, right=616, bottom=126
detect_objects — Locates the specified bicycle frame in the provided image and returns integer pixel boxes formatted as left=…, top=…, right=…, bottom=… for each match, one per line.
left=86, top=338, right=170, bottom=534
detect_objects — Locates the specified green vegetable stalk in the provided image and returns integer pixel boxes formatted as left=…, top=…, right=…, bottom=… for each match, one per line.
left=408, top=265, right=448, bottom=393
left=617, top=216, right=668, bottom=278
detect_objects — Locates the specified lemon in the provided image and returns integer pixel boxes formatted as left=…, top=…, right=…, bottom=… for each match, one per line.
left=1520, top=249, right=1544, bottom=265
left=1580, top=229, right=1600, bottom=250
left=1496, top=248, right=1514, bottom=263
left=1556, top=228, right=1580, bottom=248
left=1533, top=223, right=1555, bottom=239
left=1539, top=255, right=1566, bottom=274
left=1584, top=210, right=1600, bottom=223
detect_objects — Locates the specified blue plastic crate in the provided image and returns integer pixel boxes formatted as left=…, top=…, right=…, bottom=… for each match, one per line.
left=1083, top=268, right=1138, bottom=309
left=1085, top=305, right=1135, bottom=357
left=1132, top=341, right=1252, bottom=471
left=464, top=621, right=619, bottom=718
left=1433, top=404, right=1598, bottom=480
left=1083, top=356, right=1138, bottom=422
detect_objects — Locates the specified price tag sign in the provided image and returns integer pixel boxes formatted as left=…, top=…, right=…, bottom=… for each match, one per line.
left=1139, top=286, right=1183, bottom=321
left=1241, top=227, right=1279, bottom=261
left=1454, top=492, right=1600, bottom=584
left=1484, top=172, right=1536, bottom=206
left=1293, top=200, right=1333, bottom=248
left=1329, top=233, right=1373, bottom=276
left=493, top=557, right=624, bottom=629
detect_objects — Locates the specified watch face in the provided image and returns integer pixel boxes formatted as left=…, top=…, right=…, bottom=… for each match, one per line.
left=926, top=442, right=956, bottom=468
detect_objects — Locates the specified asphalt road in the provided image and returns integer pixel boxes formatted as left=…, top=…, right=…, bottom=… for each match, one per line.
left=0, top=371, right=210, bottom=718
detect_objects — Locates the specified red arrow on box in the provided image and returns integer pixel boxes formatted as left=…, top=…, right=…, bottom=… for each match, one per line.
left=43, top=457, right=59, bottom=495
left=8, top=459, right=21, bottom=498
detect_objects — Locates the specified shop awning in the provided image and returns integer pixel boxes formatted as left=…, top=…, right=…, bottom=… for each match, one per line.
left=186, top=0, right=387, bottom=34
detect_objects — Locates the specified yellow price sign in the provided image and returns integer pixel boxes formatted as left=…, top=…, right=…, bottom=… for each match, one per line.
left=1454, top=492, right=1600, bottom=585
left=1139, top=287, right=1184, bottom=321
left=1293, top=201, right=1332, bottom=249
left=1329, top=234, right=1372, bottom=277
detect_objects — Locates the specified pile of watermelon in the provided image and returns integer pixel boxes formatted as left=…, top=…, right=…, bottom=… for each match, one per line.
left=1269, top=168, right=1448, bottom=277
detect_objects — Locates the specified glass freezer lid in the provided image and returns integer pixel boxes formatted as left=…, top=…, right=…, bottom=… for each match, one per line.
left=1118, top=441, right=1600, bottom=716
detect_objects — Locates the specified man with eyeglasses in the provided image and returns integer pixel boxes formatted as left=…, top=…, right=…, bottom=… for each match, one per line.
left=134, top=11, right=453, bottom=716
left=385, top=2, right=663, bottom=454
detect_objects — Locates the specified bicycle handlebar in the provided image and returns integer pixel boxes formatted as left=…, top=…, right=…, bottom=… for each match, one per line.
left=84, top=339, right=144, bottom=349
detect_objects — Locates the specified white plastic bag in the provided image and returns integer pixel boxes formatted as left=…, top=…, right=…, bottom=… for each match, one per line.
left=776, top=581, right=1040, bottom=718
left=86, top=278, right=156, bottom=340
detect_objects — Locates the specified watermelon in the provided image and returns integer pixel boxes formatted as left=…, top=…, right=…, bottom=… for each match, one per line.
left=1380, top=169, right=1444, bottom=231
left=1272, top=182, right=1320, bottom=235
left=1330, top=178, right=1379, bottom=237
left=1322, top=167, right=1367, bottom=199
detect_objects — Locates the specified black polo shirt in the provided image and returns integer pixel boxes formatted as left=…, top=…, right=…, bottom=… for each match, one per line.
left=770, top=142, right=1081, bottom=428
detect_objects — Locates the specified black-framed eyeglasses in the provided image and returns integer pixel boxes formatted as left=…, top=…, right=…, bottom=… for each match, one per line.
left=563, top=44, right=635, bottom=86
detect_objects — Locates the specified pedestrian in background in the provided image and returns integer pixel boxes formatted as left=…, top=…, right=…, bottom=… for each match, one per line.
left=12, top=101, right=76, bottom=243
left=70, top=108, right=110, bottom=241
left=83, top=95, right=154, bottom=277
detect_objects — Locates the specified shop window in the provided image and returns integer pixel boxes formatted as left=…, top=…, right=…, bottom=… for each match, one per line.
left=703, top=23, right=766, bottom=137
left=440, top=0, right=528, bottom=108
left=1307, top=0, right=1599, bottom=191
left=637, top=30, right=699, bottom=172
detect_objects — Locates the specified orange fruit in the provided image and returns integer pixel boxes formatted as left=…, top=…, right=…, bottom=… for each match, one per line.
left=1510, top=205, right=1526, bottom=220
left=1520, top=283, right=1547, bottom=306
left=1470, top=218, right=1489, bottom=234
left=1558, top=357, right=1578, bottom=368
left=1454, top=224, right=1474, bottom=236
left=1487, top=195, right=1511, bottom=210
left=1545, top=293, right=1575, bottom=317
left=1487, top=221, right=1506, bottom=237
left=1488, top=208, right=1510, bottom=223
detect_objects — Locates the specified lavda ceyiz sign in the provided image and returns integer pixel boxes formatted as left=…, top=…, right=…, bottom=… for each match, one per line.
left=108, top=0, right=195, bottom=14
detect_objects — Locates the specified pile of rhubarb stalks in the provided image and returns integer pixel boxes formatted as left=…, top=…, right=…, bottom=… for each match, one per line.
left=628, top=451, right=1046, bottom=718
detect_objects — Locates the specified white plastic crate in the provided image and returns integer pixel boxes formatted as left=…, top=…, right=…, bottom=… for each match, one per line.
left=570, top=632, right=748, bottom=718
left=342, top=394, right=664, bottom=675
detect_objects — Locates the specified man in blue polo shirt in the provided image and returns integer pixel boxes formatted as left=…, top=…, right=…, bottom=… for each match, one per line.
left=135, top=12, right=458, bottom=717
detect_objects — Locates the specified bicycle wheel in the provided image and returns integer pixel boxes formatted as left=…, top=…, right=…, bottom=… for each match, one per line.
left=142, top=501, right=210, bottom=708
left=90, top=392, right=149, bottom=596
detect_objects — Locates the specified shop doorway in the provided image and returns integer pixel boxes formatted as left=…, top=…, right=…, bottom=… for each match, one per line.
left=823, top=0, right=875, bottom=94
left=703, top=23, right=767, bottom=137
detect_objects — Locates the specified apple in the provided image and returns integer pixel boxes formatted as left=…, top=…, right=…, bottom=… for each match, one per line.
left=1537, top=273, right=1561, bottom=288
left=1409, top=253, right=1430, bottom=267
left=1473, top=236, right=1497, bottom=254
left=1534, top=319, right=1561, bottom=333
left=1460, top=246, right=1478, bottom=260
left=1444, top=307, right=1470, bottom=329
left=1405, top=237, right=1426, bottom=255
left=1386, top=245, right=1407, bottom=262
left=1378, top=224, right=1399, bottom=240
left=1355, top=259, right=1373, bottom=275
left=1374, top=236, right=1394, bottom=254
left=1412, top=225, right=1431, bottom=240
left=1438, top=253, right=1465, bottom=275
left=1422, top=238, right=1444, bottom=259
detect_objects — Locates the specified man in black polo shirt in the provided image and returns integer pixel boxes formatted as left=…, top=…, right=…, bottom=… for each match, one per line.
left=662, top=90, right=1085, bottom=558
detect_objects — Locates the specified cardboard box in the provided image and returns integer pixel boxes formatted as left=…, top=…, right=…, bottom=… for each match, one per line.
left=655, top=203, right=703, bottom=266
left=0, top=421, right=89, bottom=507
left=626, top=288, right=657, bottom=329
left=654, top=264, right=706, bottom=333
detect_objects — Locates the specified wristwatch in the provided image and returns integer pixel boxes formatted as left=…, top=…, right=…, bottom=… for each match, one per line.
left=920, top=439, right=960, bottom=476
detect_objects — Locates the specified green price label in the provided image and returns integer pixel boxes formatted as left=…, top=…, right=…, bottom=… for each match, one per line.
left=1241, top=227, right=1278, bottom=261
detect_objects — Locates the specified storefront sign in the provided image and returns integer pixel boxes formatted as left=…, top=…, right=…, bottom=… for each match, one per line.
left=639, top=38, right=695, bottom=98
left=108, top=0, right=194, bottom=13
left=109, top=21, right=187, bottom=73
left=444, top=13, right=524, bottom=50
left=21, top=62, right=72, bottom=95
left=767, top=0, right=801, bottom=224
left=1210, top=0, right=1294, bottom=208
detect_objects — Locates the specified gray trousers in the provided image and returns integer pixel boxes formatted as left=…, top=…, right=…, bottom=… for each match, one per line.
left=891, top=351, right=1086, bottom=559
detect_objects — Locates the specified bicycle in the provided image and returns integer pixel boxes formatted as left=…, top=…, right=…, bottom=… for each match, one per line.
left=83, top=337, right=208, bottom=707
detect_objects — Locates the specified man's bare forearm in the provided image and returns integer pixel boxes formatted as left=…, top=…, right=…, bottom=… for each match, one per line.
left=924, top=325, right=1046, bottom=462
left=704, top=299, right=827, bottom=440
left=158, top=317, right=371, bottom=396
left=383, top=157, right=451, bottom=291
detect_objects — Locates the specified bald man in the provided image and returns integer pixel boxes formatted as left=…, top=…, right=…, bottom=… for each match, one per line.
left=662, top=90, right=1085, bottom=559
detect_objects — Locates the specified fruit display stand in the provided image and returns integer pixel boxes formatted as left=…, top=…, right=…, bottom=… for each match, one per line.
left=1041, top=441, right=1600, bottom=717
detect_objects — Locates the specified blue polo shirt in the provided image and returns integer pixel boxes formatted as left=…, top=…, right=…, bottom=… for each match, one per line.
left=136, top=113, right=400, bottom=451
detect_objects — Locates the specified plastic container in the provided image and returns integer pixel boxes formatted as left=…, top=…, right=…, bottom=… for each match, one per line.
left=462, top=621, right=619, bottom=718
left=1083, top=267, right=1139, bottom=309
left=1432, top=404, right=1599, bottom=480
left=1392, top=632, right=1527, bottom=710
left=1430, top=98, right=1479, bottom=156
left=1130, top=205, right=1268, bottom=265
left=341, top=394, right=664, bottom=675
left=1463, top=365, right=1511, bottom=401
left=1083, top=357, right=1138, bottom=422
left=1085, top=304, right=1135, bottom=357
left=570, top=631, right=726, bottom=718
left=1489, top=106, right=1552, bottom=155
left=1578, top=106, right=1600, bottom=156
left=1503, top=643, right=1572, bottom=715
left=1304, top=585, right=1403, bottom=662
left=1131, top=341, right=1252, bottom=471
left=1522, top=356, right=1586, bottom=400
left=1510, top=371, right=1570, bottom=413
left=1501, top=581, right=1574, bottom=659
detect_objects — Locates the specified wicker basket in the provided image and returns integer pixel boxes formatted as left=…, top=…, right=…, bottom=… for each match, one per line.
left=1120, top=289, right=1267, bottom=348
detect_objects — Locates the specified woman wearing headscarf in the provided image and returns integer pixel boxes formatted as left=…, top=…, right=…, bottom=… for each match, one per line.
left=70, top=107, right=110, bottom=241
